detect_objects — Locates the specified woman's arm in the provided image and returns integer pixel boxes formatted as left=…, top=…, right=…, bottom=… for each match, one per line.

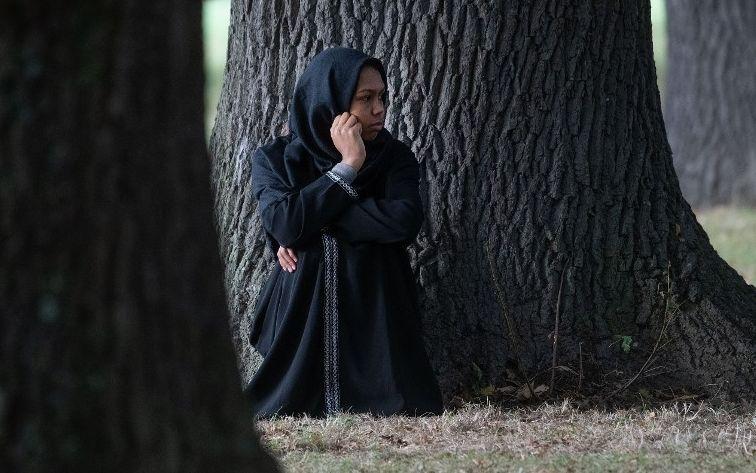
left=251, top=148, right=360, bottom=249
left=329, top=152, right=424, bottom=245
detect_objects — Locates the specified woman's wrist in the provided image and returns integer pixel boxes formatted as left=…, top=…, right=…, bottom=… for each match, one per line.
left=331, top=161, right=358, bottom=183
left=340, top=159, right=360, bottom=171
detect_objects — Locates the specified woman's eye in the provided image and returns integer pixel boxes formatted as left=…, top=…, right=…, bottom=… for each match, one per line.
left=362, top=96, right=370, bottom=102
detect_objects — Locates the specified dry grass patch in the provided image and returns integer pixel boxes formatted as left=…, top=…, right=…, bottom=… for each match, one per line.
left=257, top=399, right=755, bottom=471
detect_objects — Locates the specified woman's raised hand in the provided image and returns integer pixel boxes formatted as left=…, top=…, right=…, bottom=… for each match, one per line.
left=277, top=246, right=297, bottom=272
left=330, top=112, right=366, bottom=170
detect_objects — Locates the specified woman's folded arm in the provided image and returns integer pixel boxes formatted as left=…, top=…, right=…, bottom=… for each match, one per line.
left=251, top=148, right=360, bottom=249
left=330, top=152, right=424, bottom=245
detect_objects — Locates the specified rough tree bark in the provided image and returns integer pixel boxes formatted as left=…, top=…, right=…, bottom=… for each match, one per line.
left=0, top=2, right=278, bottom=472
left=210, top=0, right=756, bottom=404
left=663, top=0, right=756, bottom=208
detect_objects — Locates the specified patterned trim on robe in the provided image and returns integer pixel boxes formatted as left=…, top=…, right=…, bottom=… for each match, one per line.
left=321, top=228, right=341, bottom=415
left=321, top=169, right=360, bottom=415
left=325, top=170, right=359, bottom=199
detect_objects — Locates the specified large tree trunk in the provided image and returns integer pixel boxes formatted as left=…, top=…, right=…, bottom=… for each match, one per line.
left=211, top=0, right=756, bottom=404
left=663, top=0, right=756, bottom=208
left=0, top=2, right=278, bottom=471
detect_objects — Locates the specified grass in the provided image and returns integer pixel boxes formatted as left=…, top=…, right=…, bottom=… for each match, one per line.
left=695, top=206, right=756, bottom=285
left=278, top=452, right=753, bottom=473
left=258, top=399, right=755, bottom=472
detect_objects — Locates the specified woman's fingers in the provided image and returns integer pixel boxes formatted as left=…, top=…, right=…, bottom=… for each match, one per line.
left=330, top=114, right=340, bottom=131
left=340, top=111, right=352, bottom=127
left=344, top=114, right=357, bottom=128
left=333, top=111, right=349, bottom=130
left=333, top=112, right=357, bottom=133
left=331, top=112, right=365, bottom=163
left=350, top=118, right=362, bottom=134
left=331, top=113, right=364, bottom=137
left=276, top=253, right=289, bottom=271
left=277, top=246, right=296, bottom=272
left=285, top=247, right=298, bottom=263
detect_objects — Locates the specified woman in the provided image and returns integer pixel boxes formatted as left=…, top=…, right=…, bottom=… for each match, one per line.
left=246, top=46, right=443, bottom=419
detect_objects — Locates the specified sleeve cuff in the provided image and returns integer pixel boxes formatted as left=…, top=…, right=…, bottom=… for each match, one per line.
left=325, top=167, right=359, bottom=200
left=330, top=162, right=358, bottom=183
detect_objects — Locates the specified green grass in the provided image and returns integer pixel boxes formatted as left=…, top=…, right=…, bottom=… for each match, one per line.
left=695, top=206, right=756, bottom=285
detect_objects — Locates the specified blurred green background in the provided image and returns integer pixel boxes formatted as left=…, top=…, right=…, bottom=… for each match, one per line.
left=203, top=0, right=231, bottom=139
left=201, top=0, right=754, bottom=286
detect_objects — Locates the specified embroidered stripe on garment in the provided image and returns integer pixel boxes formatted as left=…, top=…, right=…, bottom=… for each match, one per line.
left=325, top=170, right=359, bottom=199
left=321, top=170, right=359, bottom=415
left=321, top=229, right=341, bottom=415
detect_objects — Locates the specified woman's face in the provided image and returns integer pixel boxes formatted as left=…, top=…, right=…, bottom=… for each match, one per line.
left=348, top=66, right=386, bottom=141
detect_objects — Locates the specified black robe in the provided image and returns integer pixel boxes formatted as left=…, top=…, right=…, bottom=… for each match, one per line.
left=244, top=47, right=443, bottom=418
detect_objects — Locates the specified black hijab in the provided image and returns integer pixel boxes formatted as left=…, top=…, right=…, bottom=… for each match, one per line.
left=257, top=47, right=397, bottom=198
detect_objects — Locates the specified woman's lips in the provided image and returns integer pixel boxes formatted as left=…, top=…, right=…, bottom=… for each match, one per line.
left=369, top=123, right=383, bottom=130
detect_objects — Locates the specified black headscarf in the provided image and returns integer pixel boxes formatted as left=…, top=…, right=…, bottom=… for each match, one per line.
left=256, top=47, right=397, bottom=199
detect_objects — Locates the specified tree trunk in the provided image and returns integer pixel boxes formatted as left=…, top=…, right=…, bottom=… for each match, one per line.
left=663, top=0, right=756, bottom=208
left=0, top=2, right=278, bottom=471
left=211, top=0, right=756, bottom=404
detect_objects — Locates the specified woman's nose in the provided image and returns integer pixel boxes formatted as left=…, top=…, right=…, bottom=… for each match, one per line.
left=373, top=100, right=384, bottom=116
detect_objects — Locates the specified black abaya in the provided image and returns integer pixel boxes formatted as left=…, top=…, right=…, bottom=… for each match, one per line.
left=245, top=47, right=443, bottom=418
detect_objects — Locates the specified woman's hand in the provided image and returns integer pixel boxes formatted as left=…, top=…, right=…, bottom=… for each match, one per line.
left=330, top=112, right=365, bottom=171
left=277, top=246, right=298, bottom=272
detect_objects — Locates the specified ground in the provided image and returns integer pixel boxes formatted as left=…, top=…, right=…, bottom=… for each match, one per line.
left=257, top=398, right=755, bottom=472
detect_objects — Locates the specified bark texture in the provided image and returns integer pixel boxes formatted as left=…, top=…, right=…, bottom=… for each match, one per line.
left=210, top=0, right=756, bottom=404
left=0, top=2, right=278, bottom=471
left=664, top=0, right=756, bottom=208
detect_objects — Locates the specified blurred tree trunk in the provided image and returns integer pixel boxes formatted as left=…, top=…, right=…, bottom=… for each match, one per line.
left=0, top=2, right=278, bottom=472
left=664, top=0, right=756, bottom=208
left=211, top=0, right=756, bottom=405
